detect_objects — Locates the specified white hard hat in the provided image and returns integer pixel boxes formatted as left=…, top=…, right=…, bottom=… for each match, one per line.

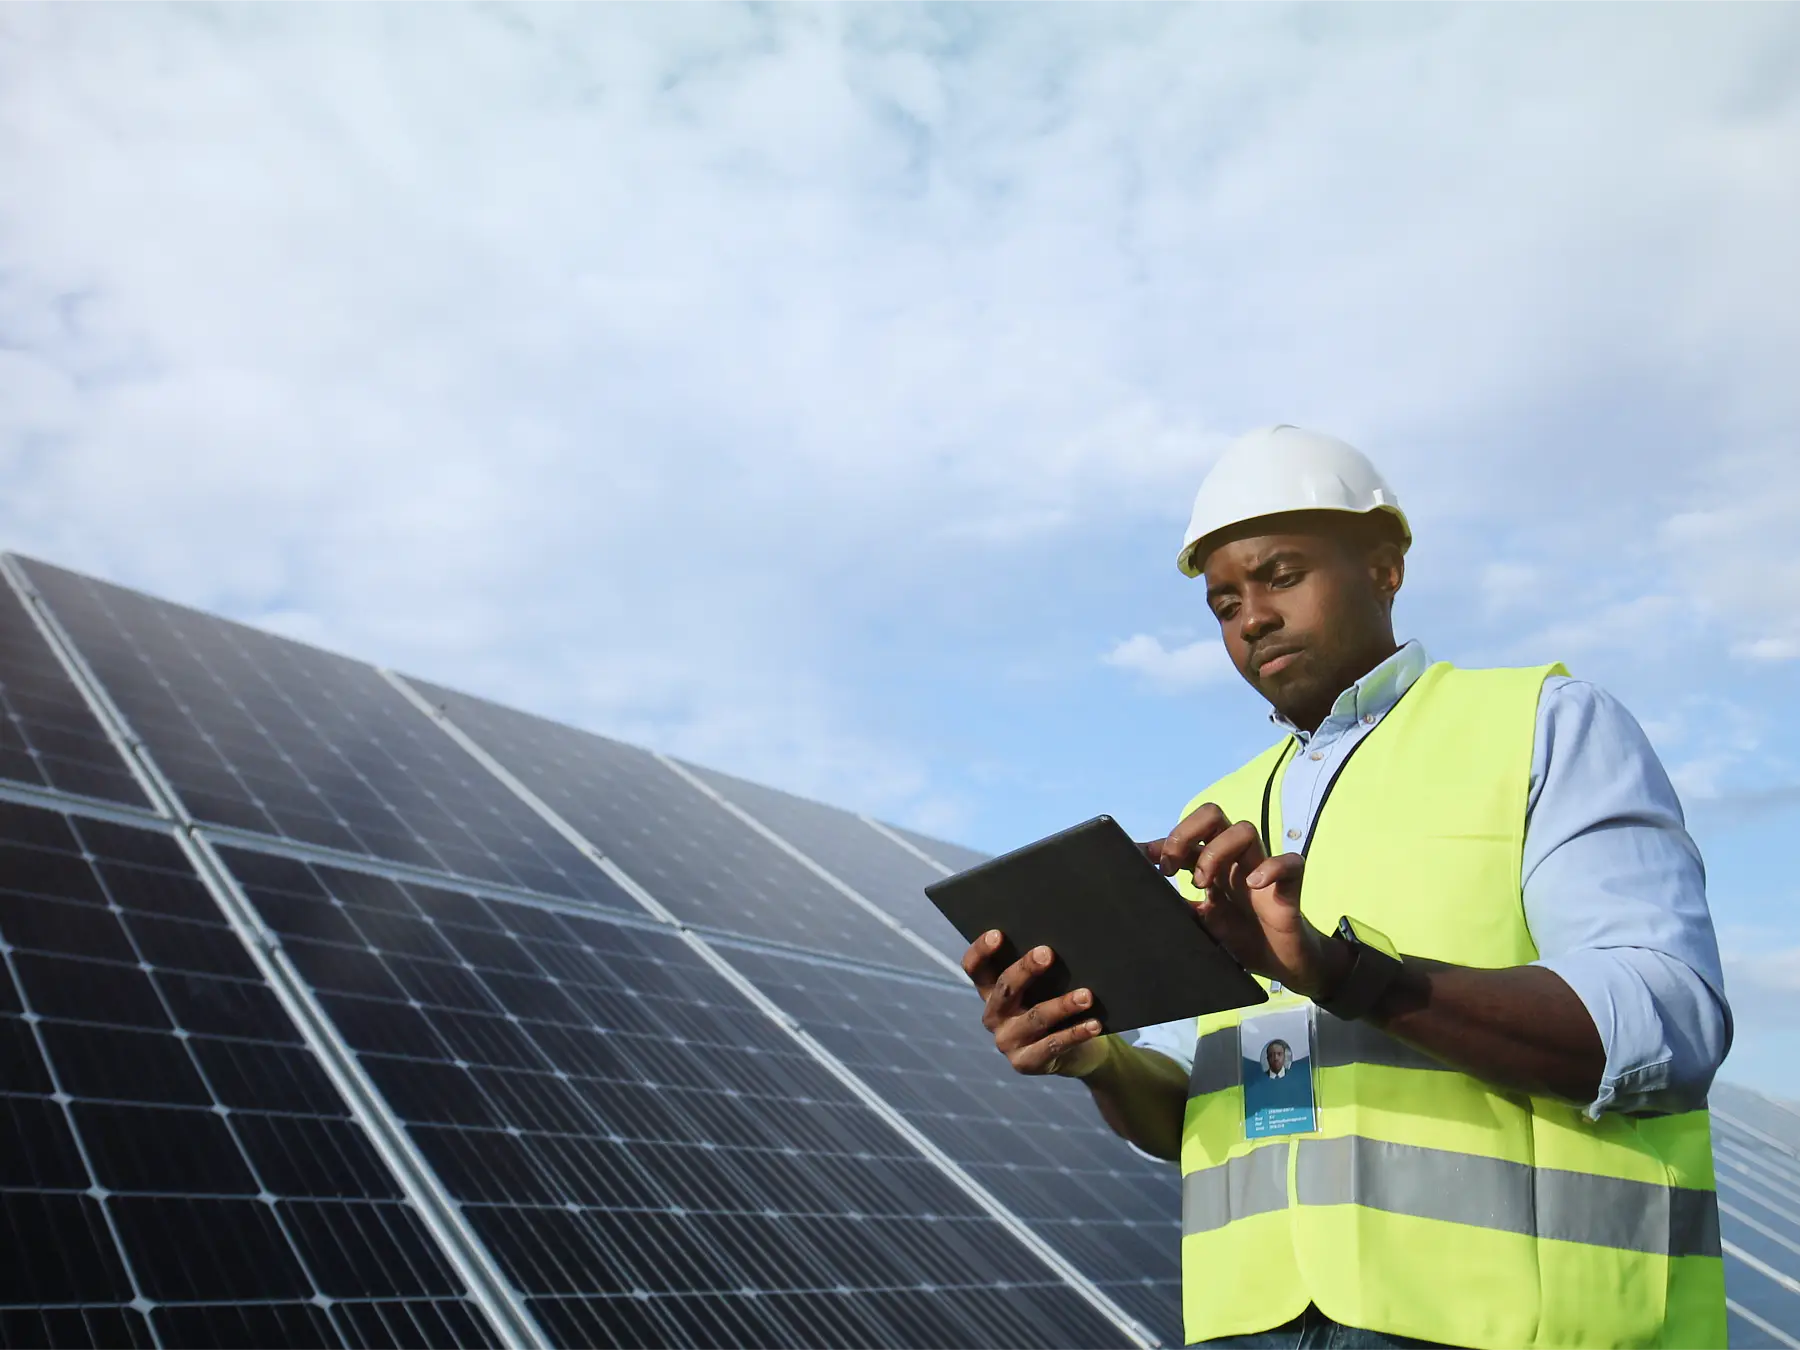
left=1176, top=424, right=1412, bottom=578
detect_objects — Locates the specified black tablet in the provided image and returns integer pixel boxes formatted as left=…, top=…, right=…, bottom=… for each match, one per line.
left=923, top=814, right=1268, bottom=1034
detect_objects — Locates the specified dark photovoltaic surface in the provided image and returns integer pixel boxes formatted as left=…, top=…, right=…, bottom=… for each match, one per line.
left=0, top=799, right=497, bottom=1349
left=18, top=560, right=622, bottom=911
left=1709, top=1083, right=1800, bottom=1348
left=219, top=844, right=1131, bottom=1350
left=409, top=679, right=945, bottom=978
left=717, top=944, right=1183, bottom=1346
left=0, top=579, right=147, bottom=809
left=681, top=762, right=969, bottom=965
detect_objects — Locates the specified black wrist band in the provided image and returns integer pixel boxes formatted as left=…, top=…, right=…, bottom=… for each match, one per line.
left=1316, top=917, right=1403, bottom=1022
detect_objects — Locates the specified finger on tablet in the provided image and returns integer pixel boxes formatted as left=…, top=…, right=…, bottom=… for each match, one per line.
left=961, top=929, right=1007, bottom=994
left=981, top=945, right=1054, bottom=1030
left=1008, top=1016, right=1104, bottom=1075
left=995, top=987, right=1095, bottom=1053
left=1191, top=820, right=1262, bottom=888
left=1159, top=802, right=1230, bottom=876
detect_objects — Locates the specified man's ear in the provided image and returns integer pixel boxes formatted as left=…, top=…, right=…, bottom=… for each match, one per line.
left=1369, top=543, right=1405, bottom=607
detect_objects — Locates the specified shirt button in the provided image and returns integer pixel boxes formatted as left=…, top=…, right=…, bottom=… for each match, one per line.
left=1309, top=751, right=1323, bottom=761
left=1362, top=714, right=1376, bottom=725
left=1286, top=828, right=1301, bottom=840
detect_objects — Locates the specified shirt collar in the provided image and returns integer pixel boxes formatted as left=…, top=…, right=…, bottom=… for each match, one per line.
left=1270, top=638, right=1430, bottom=743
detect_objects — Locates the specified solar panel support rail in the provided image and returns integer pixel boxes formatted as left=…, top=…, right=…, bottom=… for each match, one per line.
left=383, top=669, right=1163, bottom=1350
left=0, top=775, right=170, bottom=835
left=6, top=558, right=551, bottom=1350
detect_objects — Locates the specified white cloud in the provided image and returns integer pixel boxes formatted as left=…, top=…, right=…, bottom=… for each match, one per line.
left=1103, top=633, right=1234, bottom=691
left=0, top=4, right=1797, bottom=843
left=1736, top=639, right=1800, bottom=664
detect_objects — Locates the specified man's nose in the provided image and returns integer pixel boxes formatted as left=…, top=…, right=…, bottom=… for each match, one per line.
left=1240, top=596, right=1281, bottom=642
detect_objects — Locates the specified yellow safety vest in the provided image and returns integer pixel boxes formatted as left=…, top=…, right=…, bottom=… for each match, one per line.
left=1175, top=661, right=1723, bottom=1348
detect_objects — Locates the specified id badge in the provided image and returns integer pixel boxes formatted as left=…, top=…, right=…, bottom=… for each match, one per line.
left=1239, top=1005, right=1318, bottom=1139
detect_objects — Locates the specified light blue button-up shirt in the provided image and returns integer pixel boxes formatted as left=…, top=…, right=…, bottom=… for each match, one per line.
left=1133, top=640, right=1732, bottom=1118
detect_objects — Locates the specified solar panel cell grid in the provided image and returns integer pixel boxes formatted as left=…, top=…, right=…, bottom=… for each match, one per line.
left=0, top=800, right=499, bottom=1349
left=408, top=679, right=947, bottom=977
left=0, top=578, right=148, bottom=810
left=716, top=943, right=1184, bottom=1347
left=219, top=845, right=1132, bottom=1349
left=19, top=560, right=624, bottom=912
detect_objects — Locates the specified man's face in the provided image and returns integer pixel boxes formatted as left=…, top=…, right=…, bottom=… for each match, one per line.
left=1266, top=1043, right=1288, bottom=1074
left=1201, top=513, right=1403, bottom=730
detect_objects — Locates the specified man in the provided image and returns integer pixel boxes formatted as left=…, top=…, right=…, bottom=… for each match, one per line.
left=961, top=426, right=1730, bottom=1348
left=1262, top=1040, right=1291, bottom=1078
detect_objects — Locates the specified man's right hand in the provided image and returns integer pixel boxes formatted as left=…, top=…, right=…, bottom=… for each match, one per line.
left=961, top=930, right=1106, bottom=1077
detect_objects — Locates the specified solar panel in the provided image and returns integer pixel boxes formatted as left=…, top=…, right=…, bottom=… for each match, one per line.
left=405, top=678, right=948, bottom=979
left=713, top=943, right=1184, bottom=1346
left=0, top=797, right=499, bottom=1349
left=679, top=763, right=971, bottom=965
left=0, top=572, right=148, bottom=810
left=16, top=559, right=622, bottom=911
left=216, top=843, right=1135, bottom=1350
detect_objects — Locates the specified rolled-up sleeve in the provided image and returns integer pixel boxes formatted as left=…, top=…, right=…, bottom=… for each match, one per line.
left=1524, top=677, right=1732, bottom=1118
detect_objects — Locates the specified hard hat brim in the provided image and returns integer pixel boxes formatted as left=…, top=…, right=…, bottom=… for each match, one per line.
left=1177, top=504, right=1413, bottom=578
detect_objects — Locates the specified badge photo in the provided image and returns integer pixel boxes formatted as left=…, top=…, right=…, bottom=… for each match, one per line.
left=1239, top=1005, right=1318, bottom=1138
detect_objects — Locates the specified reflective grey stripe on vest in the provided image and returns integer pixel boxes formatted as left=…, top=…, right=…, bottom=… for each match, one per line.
left=1189, top=1015, right=1445, bottom=1097
left=1295, top=1135, right=1721, bottom=1259
left=1182, top=1146, right=1290, bottom=1235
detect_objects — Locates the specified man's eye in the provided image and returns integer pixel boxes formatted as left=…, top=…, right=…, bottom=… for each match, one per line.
left=1211, top=600, right=1238, bottom=622
left=1271, top=571, right=1303, bottom=589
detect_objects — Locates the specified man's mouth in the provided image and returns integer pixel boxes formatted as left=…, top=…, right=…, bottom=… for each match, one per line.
left=1254, top=646, right=1303, bottom=677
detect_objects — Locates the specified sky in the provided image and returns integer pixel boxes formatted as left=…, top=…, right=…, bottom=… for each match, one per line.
left=2, top=4, right=1797, bottom=1093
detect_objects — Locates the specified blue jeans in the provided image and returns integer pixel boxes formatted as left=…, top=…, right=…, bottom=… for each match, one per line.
left=1195, top=1305, right=1449, bottom=1349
